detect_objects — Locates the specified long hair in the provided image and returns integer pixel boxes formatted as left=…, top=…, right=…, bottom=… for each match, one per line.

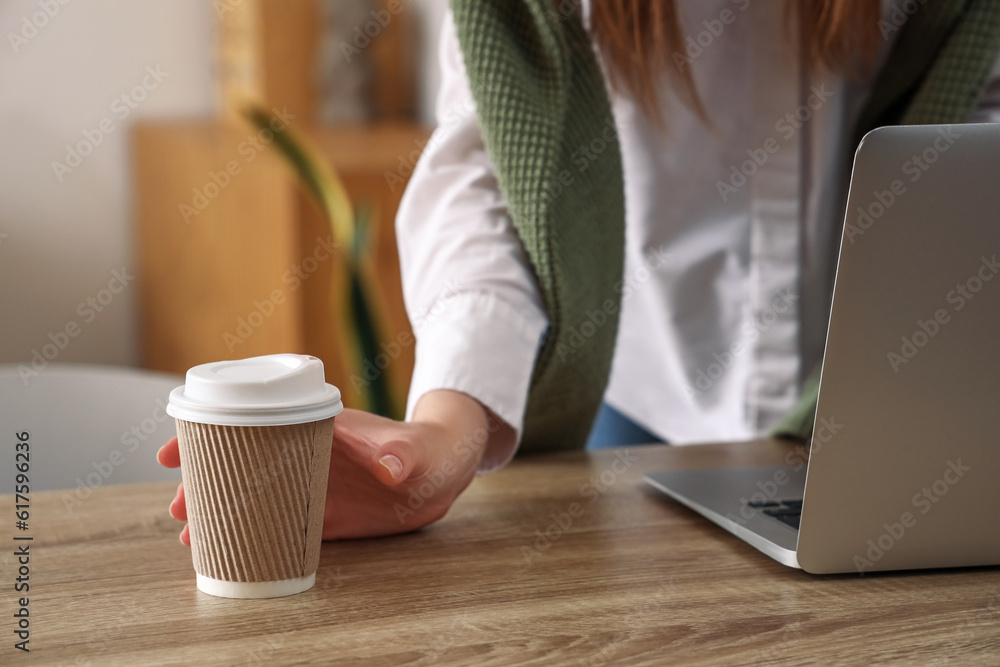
left=589, top=0, right=882, bottom=122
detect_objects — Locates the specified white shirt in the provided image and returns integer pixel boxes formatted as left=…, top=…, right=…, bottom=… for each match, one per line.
left=396, top=1, right=1000, bottom=471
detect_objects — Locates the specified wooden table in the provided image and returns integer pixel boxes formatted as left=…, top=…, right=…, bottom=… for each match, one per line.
left=3, top=439, right=999, bottom=665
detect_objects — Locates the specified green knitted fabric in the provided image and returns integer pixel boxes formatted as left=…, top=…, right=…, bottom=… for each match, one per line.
left=450, top=1, right=625, bottom=453
left=770, top=0, right=1000, bottom=441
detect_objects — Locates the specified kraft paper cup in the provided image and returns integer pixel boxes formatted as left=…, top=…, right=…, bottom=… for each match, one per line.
left=166, top=354, right=343, bottom=599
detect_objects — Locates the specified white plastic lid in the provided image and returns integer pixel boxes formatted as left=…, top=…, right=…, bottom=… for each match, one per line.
left=166, top=354, right=343, bottom=426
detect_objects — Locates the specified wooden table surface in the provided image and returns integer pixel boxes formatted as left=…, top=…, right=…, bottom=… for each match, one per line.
left=3, top=439, right=999, bottom=666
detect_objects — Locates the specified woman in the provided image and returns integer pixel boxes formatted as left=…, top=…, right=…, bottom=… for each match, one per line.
left=159, top=0, right=1000, bottom=541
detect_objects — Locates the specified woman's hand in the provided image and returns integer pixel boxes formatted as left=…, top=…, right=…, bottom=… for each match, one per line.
left=157, top=390, right=504, bottom=544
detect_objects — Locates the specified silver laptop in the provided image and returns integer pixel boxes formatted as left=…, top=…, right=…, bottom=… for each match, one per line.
left=645, top=123, right=1000, bottom=574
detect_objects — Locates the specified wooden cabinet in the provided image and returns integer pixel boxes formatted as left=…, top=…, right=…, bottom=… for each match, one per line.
left=133, top=121, right=430, bottom=415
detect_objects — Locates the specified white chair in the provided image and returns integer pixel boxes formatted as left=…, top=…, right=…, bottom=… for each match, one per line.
left=1, top=364, right=183, bottom=496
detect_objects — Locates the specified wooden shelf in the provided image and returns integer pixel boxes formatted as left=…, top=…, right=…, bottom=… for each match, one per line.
left=133, top=121, right=430, bottom=415
left=217, top=0, right=416, bottom=123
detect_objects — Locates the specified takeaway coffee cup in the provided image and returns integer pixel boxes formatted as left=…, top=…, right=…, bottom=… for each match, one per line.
left=166, top=354, right=343, bottom=599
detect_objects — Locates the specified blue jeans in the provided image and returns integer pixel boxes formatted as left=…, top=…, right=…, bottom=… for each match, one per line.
left=585, top=403, right=666, bottom=450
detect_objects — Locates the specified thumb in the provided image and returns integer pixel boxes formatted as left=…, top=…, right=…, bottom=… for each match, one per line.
left=332, top=409, right=428, bottom=487
left=370, top=439, right=421, bottom=487
left=370, top=421, right=462, bottom=488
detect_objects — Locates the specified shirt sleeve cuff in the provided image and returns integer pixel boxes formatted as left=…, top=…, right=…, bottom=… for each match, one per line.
left=405, top=291, right=547, bottom=471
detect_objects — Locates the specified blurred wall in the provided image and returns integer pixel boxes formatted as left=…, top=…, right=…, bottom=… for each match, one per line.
left=0, top=0, right=446, bottom=368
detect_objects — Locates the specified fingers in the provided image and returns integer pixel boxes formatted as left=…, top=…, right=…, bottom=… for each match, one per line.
left=164, top=455, right=190, bottom=546
left=157, top=437, right=181, bottom=468
left=168, top=481, right=191, bottom=546
left=333, top=419, right=381, bottom=467
left=169, top=483, right=187, bottom=521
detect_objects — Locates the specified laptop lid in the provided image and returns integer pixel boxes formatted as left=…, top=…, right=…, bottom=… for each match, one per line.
left=797, top=123, right=1000, bottom=573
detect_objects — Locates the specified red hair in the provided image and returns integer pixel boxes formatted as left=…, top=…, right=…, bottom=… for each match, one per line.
left=590, top=0, right=882, bottom=123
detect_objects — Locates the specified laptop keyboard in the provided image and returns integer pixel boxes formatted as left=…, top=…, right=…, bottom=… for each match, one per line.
left=746, top=499, right=803, bottom=530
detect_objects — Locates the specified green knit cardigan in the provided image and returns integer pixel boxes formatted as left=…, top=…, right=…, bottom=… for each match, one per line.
left=450, top=0, right=1000, bottom=453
